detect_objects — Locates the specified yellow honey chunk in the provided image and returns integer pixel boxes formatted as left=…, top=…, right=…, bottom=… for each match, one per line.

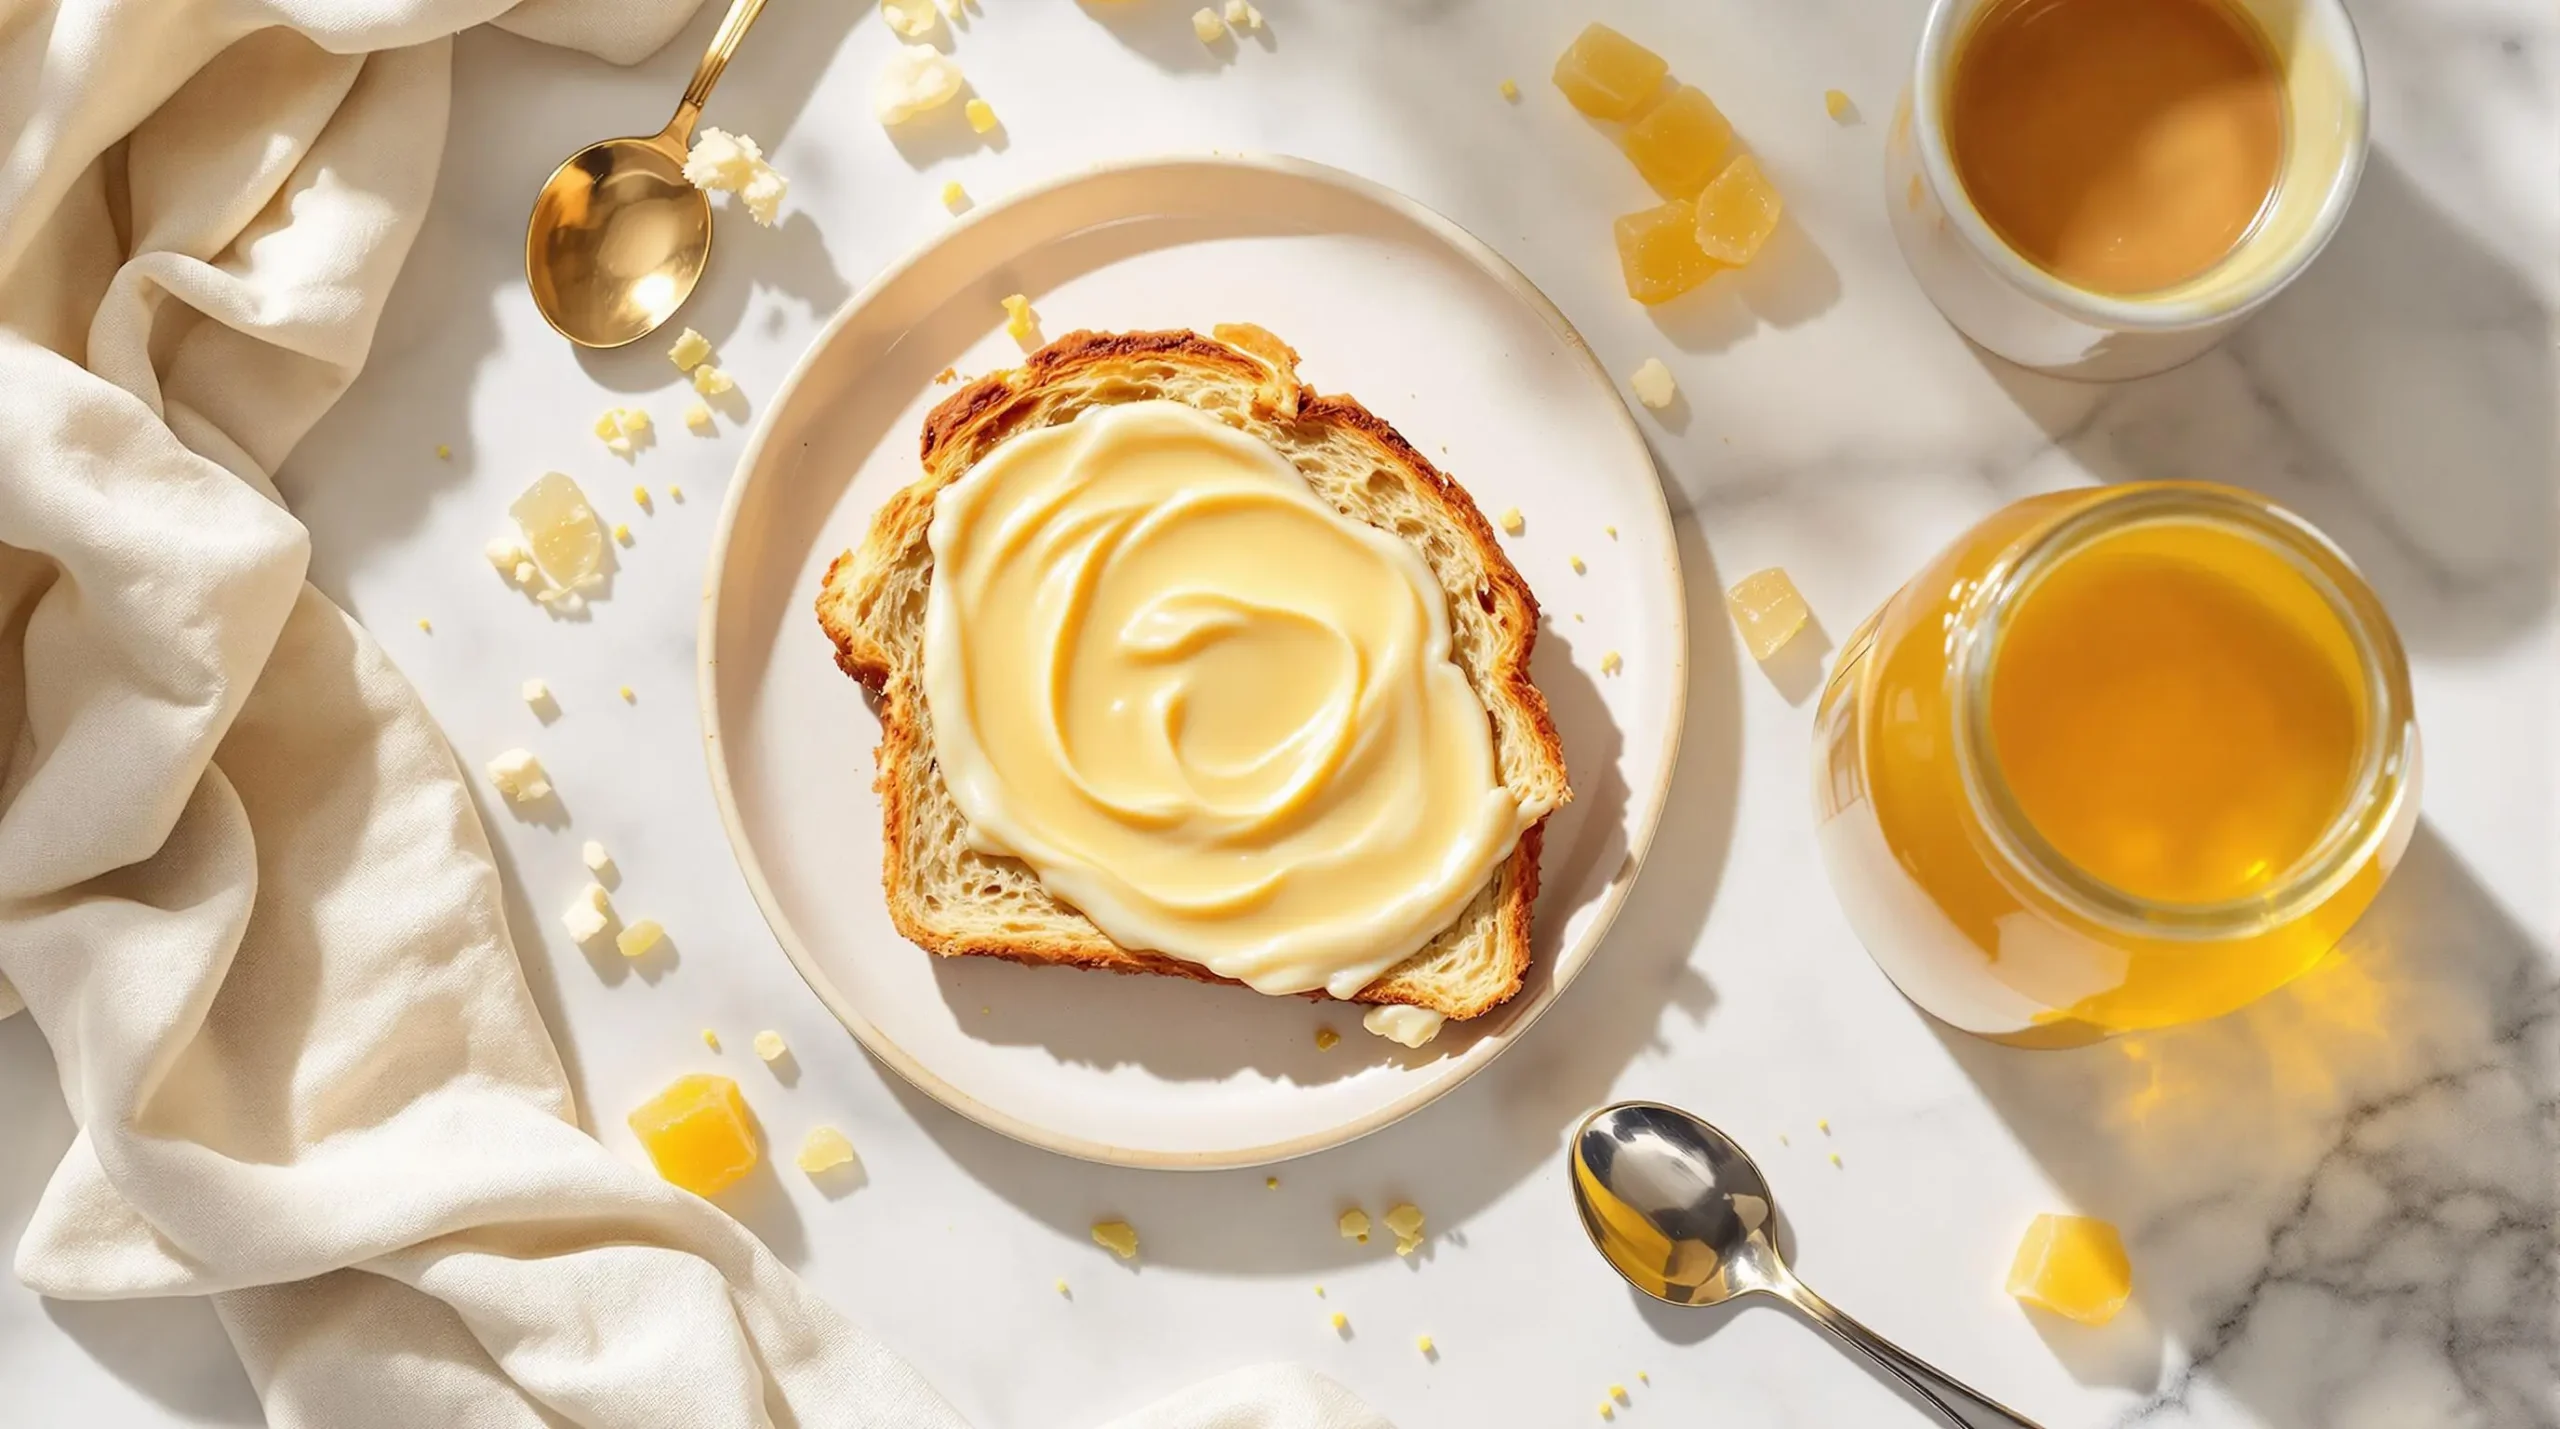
left=2008, top=1214, right=2132, bottom=1325
left=1383, top=1202, right=1425, bottom=1255
left=1552, top=23, right=1667, bottom=120
left=1613, top=199, right=1720, bottom=306
left=1329, top=1311, right=1348, bottom=1332
left=1693, top=154, right=1785, bottom=266
left=1313, top=1026, right=1339, bottom=1050
left=1621, top=85, right=1735, bottom=199
left=1337, top=1208, right=1370, bottom=1243
left=616, top=918, right=664, bottom=959
left=965, top=98, right=998, bottom=133
left=1725, top=566, right=1810, bottom=660
left=627, top=1073, right=758, bottom=1197
left=795, top=1125, right=856, bottom=1173
left=1498, top=77, right=1519, bottom=101
left=1825, top=88, right=1853, bottom=121
left=509, top=472, right=605, bottom=590
left=941, top=180, right=968, bottom=212
left=1091, top=1219, right=1139, bottom=1259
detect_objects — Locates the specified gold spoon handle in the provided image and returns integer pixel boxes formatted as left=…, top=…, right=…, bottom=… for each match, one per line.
left=666, top=0, right=772, bottom=139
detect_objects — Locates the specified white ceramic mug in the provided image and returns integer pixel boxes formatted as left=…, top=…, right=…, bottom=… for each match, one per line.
left=1885, top=0, right=2370, bottom=381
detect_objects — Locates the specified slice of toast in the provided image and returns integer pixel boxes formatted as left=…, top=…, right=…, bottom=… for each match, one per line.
left=816, top=326, right=1569, bottom=1020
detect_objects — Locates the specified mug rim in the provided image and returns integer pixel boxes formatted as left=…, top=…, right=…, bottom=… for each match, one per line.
left=1910, top=0, right=2372, bottom=333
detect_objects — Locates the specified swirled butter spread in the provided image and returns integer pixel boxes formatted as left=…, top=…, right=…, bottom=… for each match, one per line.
left=921, top=400, right=1531, bottom=998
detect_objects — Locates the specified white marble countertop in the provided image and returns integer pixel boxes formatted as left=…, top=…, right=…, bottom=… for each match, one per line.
left=6, top=1, right=2553, bottom=1425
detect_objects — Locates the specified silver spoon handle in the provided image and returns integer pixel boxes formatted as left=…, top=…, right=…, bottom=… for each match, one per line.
left=668, top=0, right=771, bottom=137
left=1776, top=1281, right=2047, bottom=1429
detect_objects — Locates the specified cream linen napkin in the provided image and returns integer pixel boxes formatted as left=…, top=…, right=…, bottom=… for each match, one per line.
left=0, top=2, right=1386, bottom=1426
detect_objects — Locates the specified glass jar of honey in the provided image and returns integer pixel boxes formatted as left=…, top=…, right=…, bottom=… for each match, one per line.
left=1813, top=482, right=2418, bottom=1045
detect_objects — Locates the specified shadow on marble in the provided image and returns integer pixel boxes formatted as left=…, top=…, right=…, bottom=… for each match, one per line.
left=1632, top=1291, right=2010, bottom=1426
left=1937, top=826, right=2558, bottom=1427
left=888, top=505, right=1745, bottom=1271
left=1985, top=150, right=2557, bottom=659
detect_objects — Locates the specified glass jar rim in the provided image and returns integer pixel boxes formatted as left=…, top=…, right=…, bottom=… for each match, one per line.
left=1947, top=482, right=2417, bottom=943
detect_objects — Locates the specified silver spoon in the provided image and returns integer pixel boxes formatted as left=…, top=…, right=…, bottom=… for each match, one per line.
left=1570, top=1101, right=2046, bottom=1428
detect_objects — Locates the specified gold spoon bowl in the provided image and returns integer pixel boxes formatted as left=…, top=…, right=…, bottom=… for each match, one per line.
left=525, top=0, right=769, bottom=348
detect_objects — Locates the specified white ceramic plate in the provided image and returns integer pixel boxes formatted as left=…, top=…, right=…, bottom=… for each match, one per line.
left=700, top=155, right=1684, bottom=1168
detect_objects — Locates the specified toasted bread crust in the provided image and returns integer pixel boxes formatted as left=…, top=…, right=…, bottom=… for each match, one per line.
left=816, top=327, right=1566, bottom=1018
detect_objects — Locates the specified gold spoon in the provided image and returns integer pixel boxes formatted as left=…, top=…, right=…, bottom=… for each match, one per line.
left=525, top=0, right=771, bottom=348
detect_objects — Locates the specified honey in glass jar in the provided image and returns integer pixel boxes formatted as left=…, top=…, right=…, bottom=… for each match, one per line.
left=1813, top=483, right=2418, bottom=1044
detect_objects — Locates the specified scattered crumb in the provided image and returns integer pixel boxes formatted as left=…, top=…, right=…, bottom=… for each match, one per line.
left=875, top=44, right=965, bottom=125
left=1001, top=293, right=1037, bottom=344
left=669, top=484, right=685, bottom=501
left=964, top=97, right=998, bottom=133
left=1499, top=77, right=1519, bottom=101
left=582, top=840, right=614, bottom=877
left=1497, top=507, right=1524, bottom=535
left=683, top=127, right=788, bottom=226
left=616, top=918, right=665, bottom=959
left=1314, top=1027, right=1339, bottom=1050
left=1830, top=1151, right=1844, bottom=1167
left=941, top=180, right=969, bottom=213
left=1223, top=0, right=1249, bottom=22
left=485, top=535, right=530, bottom=575
left=1611, top=1385, right=1630, bottom=1404
left=633, top=484, right=653, bottom=511
left=881, top=0, right=938, bottom=39
left=670, top=328, right=712, bottom=372
left=1384, top=1202, right=1425, bottom=1255
left=618, top=684, right=636, bottom=703
left=1600, top=651, right=1623, bottom=675
left=485, top=749, right=551, bottom=803
left=1606, top=525, right=1618, bottom=539
left=692, top=363, right=736, bottom=397
left=1573, top=613, right=1585, bottom=623
left=1825, top=88, right=1854, bottom=121
left=1629, top=357, right=1677, bottom=409
left=701, top=1028, right=720, bottom=1051
left=435, top=443, right=451, bottom=460
left=415, top=617, right=432, bottom=633
left=1570, top=554, right=1587, bottom=574
left=1638, top=1372, right=1650, bottom=1385
left=795, top=1125, right=857, bottom=1173
left=1818, top=1118, right=1831, bottom=1133
left=561, top=882, right=611, bottom=943
left=522, top=679, right=550, bottom=708
left=1266, top=1176, right=1280, bottom=1190
left=1417, top=1334, right=1435, bottom=1355
left=1779, top=1133, right=1791, bottom=1146
left=934, top=366, right=959, bottom=384
left=1338, top=1208, right=1370, bottom=1244
left=1091, top=1220, right=1139, bottom=1259
left=1600, top=1405, right=1615, bottom=1422
left=1330, top=1311, right=1348, bottom=1332
left=1055, top=1278, right=1070, bottom=1296
left=1315, top=1284, right=1325, bottom=1297
left=514, top=561, right=539, bottom=587
left=613, top=522, right=632, bottom=545
left=754, top=1029, right=788, bottom=1061
left=684, top=404, right=714, bottom=434
left=1191, top=7, right=1224, bottom=43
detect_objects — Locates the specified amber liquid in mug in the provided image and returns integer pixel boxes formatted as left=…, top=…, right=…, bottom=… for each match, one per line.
left=1947, top=0, right=2286, bottom=295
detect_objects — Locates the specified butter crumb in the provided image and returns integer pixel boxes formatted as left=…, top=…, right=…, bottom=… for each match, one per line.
left=1818, top=1118, right=1831, bottom=1133
left=616, top=918, right=665, bottom=959
left=522, top=679, right=550, bottom=707
left=561, top=882, right=612, bottom=943
left=1091, top=1219, right=1139, bottom=1259
left=692, top=363, right=735, bottom=396
left=1600, top=1405, right=1615, bottom=1421
left=1497, top=507, right=1524, bottom=535
left=1606, top=524, right=1619, bottom=539
left=613, top=523, right=632, bottom=545
left=669, top=484, right=685, bottom=501
left=1639, top=1372, right=1650, bottom=1385
left=1499, top=77, right=1519, bottom=101
left=1056, top=1278, right=1070, bottom=1296
left=1001, top=293, right=1037, bottom=344
left=965, top=98, right=998, bottom=133
left=1830, top=1151, right=1844, bottom=1167
left=1601, top=651, right=1623, bottom=675
left=701, top=1028, right=721, bottom=1051
left=685, top=404, right=714, bottom=434
left=1383, top=1202, right=1425, bottom=1255
left=1629, top=357, right=1678, bottom=409
left=683, top=127, right=788, bottom=226
left=1330, top=1311, right=1348, bottom=1332
left=1611, top=1384, right=1630, bottom=1403
left=1192, top=7, right=1224, bottom=43
left=1266, top=1176, right=1279, bottom=1189
left=486, top=749, right=551, bottom=803
left=795, top=1125, right=856, bottom=1173
left=485, top=535, right=530, bottom=574
left=618, top=684, right=636, bottom=703
left=881, top=0, right=938, bottom=38
left=1570, top=554, right=1587, bottom=574
left=416, top=617, right=432, bottom=633
left=1825, top=88, right=1854, bottom=121
left=941, top=180, right=969, bottom=213
left=754, top=1029, right=788, bottom=1061
left=633, top=484, right=653, bottom=511
left=1314, top=1027, right=1339, bottom=1050
left=1337, top=1208, right=1370, bottom=1244
left=1315, top=1284, right=1325, bottom=1297
left=582, top=840, right=614, bottom=877
left=1417, top=1334, right=1435, bottom=1355
left=435, top=443, right=452, bottom=460
left=875, top=44, right=965, bottom=125
left=670, top=328, right=712, bottom=372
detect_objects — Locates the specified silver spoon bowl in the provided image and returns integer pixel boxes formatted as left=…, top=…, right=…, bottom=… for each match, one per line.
left=1571, top=1101, right=2047, bottom=1428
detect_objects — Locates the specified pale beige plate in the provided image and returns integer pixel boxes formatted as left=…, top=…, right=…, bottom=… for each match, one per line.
left=699, top=155, right=1685, bottom=1168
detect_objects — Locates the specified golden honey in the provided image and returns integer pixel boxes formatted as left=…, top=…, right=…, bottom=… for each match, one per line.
left=1814, top=484, right=2417, bottom=1042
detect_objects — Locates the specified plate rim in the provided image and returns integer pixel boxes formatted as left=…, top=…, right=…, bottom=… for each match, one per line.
left=696, top=151, right=1688, bottom=1169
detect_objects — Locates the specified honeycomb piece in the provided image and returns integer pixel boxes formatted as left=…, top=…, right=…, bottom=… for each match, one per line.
left=1091, top=1220, right=1139, bottom=1258
left=627, top=1074, right=758, bottom=1197
left=1621, top=85, right=1735, bottom=199
left=1613, top=199, right=1720, bottom=306
left=796, top=1125, right=856, bottom=1173
left=1552, top=23, right=1667, bottom=120
left=508, top=472, right=605, bottom=590
left=2008, top=1214, right=2132, bottom=1325
left=1693, top=154, right=1784, bottom=266
left=1724, top=566, right=1810, bottom=660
